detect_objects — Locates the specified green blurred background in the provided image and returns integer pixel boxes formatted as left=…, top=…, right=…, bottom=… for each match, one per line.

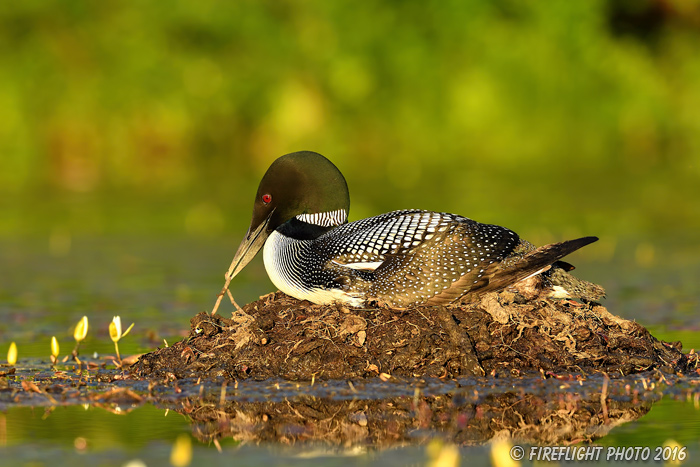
left=1, top=3, right=700, bottom=459
left=1, top=0, right=699, bottom=256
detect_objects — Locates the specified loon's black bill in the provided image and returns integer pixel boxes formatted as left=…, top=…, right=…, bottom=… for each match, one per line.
left=226, top=210, right=275, bottom=280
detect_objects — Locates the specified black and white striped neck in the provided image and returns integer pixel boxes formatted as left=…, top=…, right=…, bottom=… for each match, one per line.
left=295, top=209, right=347, bottom=227
left=276, top=209, right=348, bottom=240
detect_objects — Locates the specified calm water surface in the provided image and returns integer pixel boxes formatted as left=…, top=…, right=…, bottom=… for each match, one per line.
left=0, top=235, right=698, bottom=466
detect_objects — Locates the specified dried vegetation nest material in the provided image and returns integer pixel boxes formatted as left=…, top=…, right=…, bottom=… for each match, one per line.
left=130, top=291, right=696, bottom=381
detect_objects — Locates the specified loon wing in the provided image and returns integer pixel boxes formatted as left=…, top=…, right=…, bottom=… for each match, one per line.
left=426, top=236, right=599, bottom=305
left=317, top=210, right=521, bottom=306
left=319, top=209, right=447, bottom=268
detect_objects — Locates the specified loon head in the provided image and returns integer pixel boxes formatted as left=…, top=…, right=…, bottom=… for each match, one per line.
left=226, top=151, right=350, bottom=280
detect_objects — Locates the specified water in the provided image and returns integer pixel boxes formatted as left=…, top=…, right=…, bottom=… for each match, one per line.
left=0, top=235, right=699, bottom=466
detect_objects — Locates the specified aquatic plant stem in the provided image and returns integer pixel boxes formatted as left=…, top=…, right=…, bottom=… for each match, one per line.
left=114, top=342, right=122, bottom=366
left=71, top=344, right=82, bottom=365
left=601, top=373, right=609, bottom=423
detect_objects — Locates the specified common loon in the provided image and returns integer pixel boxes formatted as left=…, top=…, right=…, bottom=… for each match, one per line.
left=222, top=151, right=597, bottom=308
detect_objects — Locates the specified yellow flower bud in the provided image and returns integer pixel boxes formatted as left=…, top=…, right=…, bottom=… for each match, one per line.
left=51, top=336, right=60, bottom=358
left=109, top=316, right=121, bottom=343
left=490, top=438, right=519, bottom=467
left=110, top=316, right=134, bottom=343
left=109, top=316, right=134, bottom=365
left=170, top=434, right=192, bottom=467
left=74, top=316, right=88, bottom=342
left=7, top=342, right=17, bottom=365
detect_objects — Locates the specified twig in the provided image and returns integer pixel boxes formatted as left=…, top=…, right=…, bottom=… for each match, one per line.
left=212, top=256, right=245, bottom=314
left=226, top=289, right=243, bottom=311
left=211, top=281, right=231, bottom=316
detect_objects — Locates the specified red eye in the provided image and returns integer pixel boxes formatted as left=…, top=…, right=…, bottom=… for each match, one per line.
left=262, top=194, right=272, bottom=204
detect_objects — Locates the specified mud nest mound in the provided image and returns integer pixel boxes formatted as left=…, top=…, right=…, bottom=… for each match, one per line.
left=131, top=290, right=696, bottom=381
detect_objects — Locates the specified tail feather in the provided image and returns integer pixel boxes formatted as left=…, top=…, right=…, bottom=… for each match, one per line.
left=477, top=236, right=598, bottom=294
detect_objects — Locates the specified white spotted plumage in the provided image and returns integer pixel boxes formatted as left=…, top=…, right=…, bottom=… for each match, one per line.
left=264, top=209, right=522, bottom=307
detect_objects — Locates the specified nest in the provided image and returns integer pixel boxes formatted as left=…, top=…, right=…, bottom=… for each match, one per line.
left=130, top=290, right=695, bottom=381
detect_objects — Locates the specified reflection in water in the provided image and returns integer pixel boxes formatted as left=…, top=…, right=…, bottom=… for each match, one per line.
left=149, top=376, right=661, bottom=448
left=1, top=362, right=695, bottom=455
left=3, top=361, right=700, bottom=467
